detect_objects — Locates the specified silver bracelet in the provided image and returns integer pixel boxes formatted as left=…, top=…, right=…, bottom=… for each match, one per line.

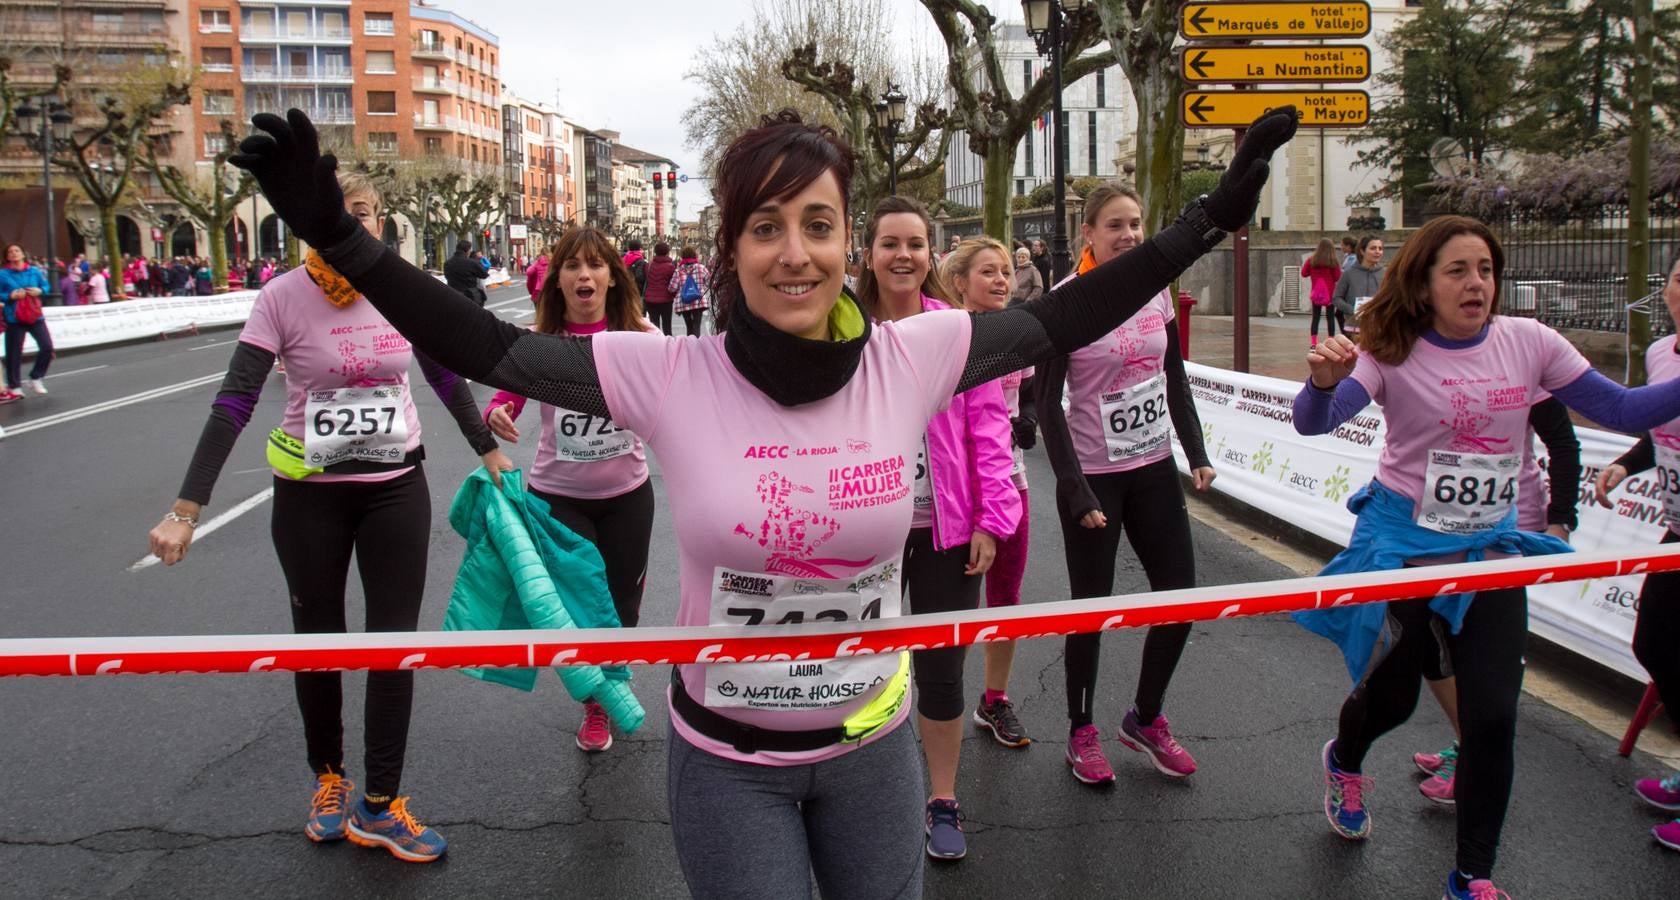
left=164, top=511, right=199, bottom=528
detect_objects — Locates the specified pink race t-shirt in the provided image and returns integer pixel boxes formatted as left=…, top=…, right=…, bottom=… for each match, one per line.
left=514, top=318, right=650, bottom=500
left=1645, top=336, right=1680, bottom=534
left=238, top=268, right=423, bottom=484
left=595, top=311, right=972, bottom=765
left=1064, top=288, right=1176, bottom=474
left=1349, top=316, right=1591, bottom=519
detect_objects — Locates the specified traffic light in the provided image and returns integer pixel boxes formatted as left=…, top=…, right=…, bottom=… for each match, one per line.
left=481, top=229, right=491, bottom=241
left=652, top=172, right=664, bottom=190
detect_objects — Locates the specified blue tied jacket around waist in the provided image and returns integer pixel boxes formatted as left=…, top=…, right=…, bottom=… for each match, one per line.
left=1292, top=479, right=1572, bottom=685
left=443, top=467, right=645, bottom=733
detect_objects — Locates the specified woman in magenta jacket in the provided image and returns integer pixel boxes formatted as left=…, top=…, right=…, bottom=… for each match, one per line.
left=1303, top=237, right=1343, bottom=347
left=856, top=195, right=1021, bottom=862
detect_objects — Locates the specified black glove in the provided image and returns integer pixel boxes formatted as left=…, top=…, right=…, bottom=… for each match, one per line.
left=1011, top=416, right=1037, bottom=451
left=228, top=109, right=359, bottom=249
left=1202, top=106, right=1299, bottom=232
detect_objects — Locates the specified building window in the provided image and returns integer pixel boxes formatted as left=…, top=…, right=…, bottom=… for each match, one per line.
left=368, top=132, right=397, bottom=155
left=199, top=9, right=231, bottom=33
left=322, top=12, right=346, bottom=37
left=1016, top=179, right=1025, bottom=197
left=1087, top=112, right=1098, bottom=175
left=204, top=131, right=228, bottom=155
left=1025, top=123, right=1034, bottom=177
left=1096, top=71, right=1105, bottom=108
left=201, top=47, right=233, bottom=72
left=366, top=91, right=396, bottom=115
left=92, top=11, right=124, bottom=31
left=425, top=137, right=444, bottom=156
left=1022, top=59, right=1032, bottom=93
left=364, top=12, right=395, bottom=36
left=365, top=50, right=396, bottom=74
left=204, top=90, right=235, bottom=116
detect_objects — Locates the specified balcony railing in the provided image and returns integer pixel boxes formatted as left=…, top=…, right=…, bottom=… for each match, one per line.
left=241, top=25, right=353, bottom=43
left=242, top=66, right=354, bottom=84
left=412, top=39, right=450, bottom=59
left=413, top=75, right=457, bottom=94
left=414, top=113, right=455, bottom=131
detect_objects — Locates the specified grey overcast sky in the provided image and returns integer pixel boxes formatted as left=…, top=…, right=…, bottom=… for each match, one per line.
left=452, top=0, right=1011, bottom=218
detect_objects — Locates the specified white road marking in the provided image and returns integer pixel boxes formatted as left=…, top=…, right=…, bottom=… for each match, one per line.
left=514, top=309, right=534, bottom=319
left=486, top=294, right=531, bottom=311
left=129, top=487, right=275, bottom=572
left=46, top=365, right=109, bottom=379
left=188, top=339, right=240, bottom=351
left=2, top=372, right=224, bottom=437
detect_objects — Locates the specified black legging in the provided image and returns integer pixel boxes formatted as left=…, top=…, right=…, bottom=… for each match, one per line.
left=1332, top=586, right=1528, bottom=879
left=1634, top=530, right=1680, bottom=717
left=681, top=309, right=705, bottom=337
left=1310, top=304, right=1343, bottom=339
left=1058, top=457, right=1196, bottom=728
left=271, top=467, right=431, bottom=799
left=646, top=302, right=674, bottom=336
left=532, top=479, right=655, bottom=628
left=903, top=526, right=982, bottom=721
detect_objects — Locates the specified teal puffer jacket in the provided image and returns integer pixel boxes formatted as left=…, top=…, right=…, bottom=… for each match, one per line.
left=442, top=468, right=644, bottom=733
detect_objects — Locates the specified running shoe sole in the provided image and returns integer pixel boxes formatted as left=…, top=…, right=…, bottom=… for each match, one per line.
left=971, top=709, right=1031, bottom=748
left=345, top=823, right=445, bottom=863
left=576, top=732, right=613, bottom=752
left=1419, top=784, right=1456, bottom=807
left=1115, top=731, right=1193, bottom=779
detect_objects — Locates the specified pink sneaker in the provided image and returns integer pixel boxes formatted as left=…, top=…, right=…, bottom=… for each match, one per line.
left=1419, top=765, right=1455, bottom=806
left=1066, top=724, right=1115, bottom=785
left=576, top=700, right=612, bottom=752
left=1655, top=819, right=1680, bottom=852
left=1414, top=741, right=1458, bottom=775
left=1117, top=709, right=1197, bottom=778
left=1635, top=772, right=1680, bottom=811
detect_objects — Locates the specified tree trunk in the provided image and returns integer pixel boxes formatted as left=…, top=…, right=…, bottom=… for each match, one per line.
left=1627, top=0, right=1655, bottom=385
left=284, top=232, right=300, bottom=268
left=99, top=205, right=126, bottom=300
left=209, top=212, right=230, bottom=292
left=981, top=137, right=1016, bottom=241
left=1132, top=70, right=1185, bottom=236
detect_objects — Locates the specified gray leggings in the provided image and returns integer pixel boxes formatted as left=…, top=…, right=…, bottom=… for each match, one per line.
left=667, top=720, right=925, bottom=900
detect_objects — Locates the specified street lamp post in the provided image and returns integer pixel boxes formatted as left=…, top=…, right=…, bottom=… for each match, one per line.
left=13, top=97, right=75, bottom=304
left=875, top=84, right=907, bottom=195
left=1023, top=0, right=1087, bottom=284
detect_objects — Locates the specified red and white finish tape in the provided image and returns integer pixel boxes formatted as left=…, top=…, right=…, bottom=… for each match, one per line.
left=4, top=546, right=1675, bottom=678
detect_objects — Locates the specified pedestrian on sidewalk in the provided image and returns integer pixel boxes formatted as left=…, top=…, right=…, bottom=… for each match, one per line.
left=1, top=243, right=54, bottom=401
left=642, top=242, right=676, bottom=335
left=945, top=236, right=1037, bottom=752
left=1034, top=183, right=1216, bottom=788
left=1304, top=237, right=1343, bottom=347
left=860, top=204, right=1022, bottom=863
left=1011, top=246, right=1043, bottom=301
left=85, top=263, right=110, bottom=304
left=1292, top=216, right=1680, bottom=900
left=1340, top=234, right=1358, bottom=270
left=147, top=170, right=512, bottom=865
left=1332, top=235, right=1385, bottom=336
left=668, top=246, right=709, bottom=337
left=1590, top=244, right=1680, bottom=854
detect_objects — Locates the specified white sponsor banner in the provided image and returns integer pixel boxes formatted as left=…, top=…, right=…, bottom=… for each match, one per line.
left=1172, top=361, right=1656, bottom=681
left=22, top=292, right=260, bottom=354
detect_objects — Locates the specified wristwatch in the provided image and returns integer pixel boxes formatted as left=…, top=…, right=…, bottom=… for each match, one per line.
left=1180, top=196, right=1227, bottom=247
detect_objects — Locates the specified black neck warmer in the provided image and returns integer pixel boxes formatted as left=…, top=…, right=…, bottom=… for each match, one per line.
left=723, top=292, right=873, bottom=407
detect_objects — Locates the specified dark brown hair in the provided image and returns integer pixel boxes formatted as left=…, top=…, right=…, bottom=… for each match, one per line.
left=854, top=195, right=953, bottom=316
left=1357, top=215, right=1503, bottom=365
left=1082, top=182, right=1144, bottom=228
left=536, top=226, right=645, bottom=334
left=709, top=109, right=854, bottom=331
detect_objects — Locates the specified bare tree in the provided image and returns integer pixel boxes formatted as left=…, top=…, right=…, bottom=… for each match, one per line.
left=919, top=0, right=1107, bottom=240
left=0, top=60, right=70, bottom=148
left=53, top=67, right=192, bottom=295
left=140, top=120, right=257, bottom=291
left=1090, top=2, right=1185, bottom=235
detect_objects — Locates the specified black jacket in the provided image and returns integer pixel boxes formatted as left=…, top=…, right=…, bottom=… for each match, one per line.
left=444, top=252, right=483, bottom=292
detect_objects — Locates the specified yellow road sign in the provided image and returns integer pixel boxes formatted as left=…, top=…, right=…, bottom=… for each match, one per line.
left=1181, top=2, right=1371, bottom=40
left=1180, top=45, right=1370, bottom=85
left=1181, top=90, right=1370, bottom=129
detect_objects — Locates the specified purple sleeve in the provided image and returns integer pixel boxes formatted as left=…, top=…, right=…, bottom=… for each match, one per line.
left=1293, top=378, right=1372, bottom=436
left=1551, top=369, right=1680, bottom=433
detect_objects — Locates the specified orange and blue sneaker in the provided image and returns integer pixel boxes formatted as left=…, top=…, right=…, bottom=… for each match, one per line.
left=305, top=770, right=354, bottom=842
left=346, top=796, right=447, bottom=863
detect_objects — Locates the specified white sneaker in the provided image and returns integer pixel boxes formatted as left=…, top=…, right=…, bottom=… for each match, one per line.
left=26, top=379, right=46, bottom=395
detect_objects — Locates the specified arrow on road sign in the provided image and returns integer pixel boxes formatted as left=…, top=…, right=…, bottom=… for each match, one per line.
left=1180, top=90, right=1370, bottom=129
left=1179, top=45, right=1371, bottom=85
left=1180, top=1, right=1372, bottom=40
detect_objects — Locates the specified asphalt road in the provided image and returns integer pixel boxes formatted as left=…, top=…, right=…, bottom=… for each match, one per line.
left=1, top=286, right=1676, bottom=898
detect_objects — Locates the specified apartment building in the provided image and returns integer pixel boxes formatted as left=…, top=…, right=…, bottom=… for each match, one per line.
left=502, top=95, right=579, bottom=258
left=578, top=129, right=615, bottom=228
left=611, top=143, right=678, bottom=241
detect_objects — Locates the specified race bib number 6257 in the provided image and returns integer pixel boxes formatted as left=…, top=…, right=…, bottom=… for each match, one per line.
left=303, top=386, right=408, bottom=466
